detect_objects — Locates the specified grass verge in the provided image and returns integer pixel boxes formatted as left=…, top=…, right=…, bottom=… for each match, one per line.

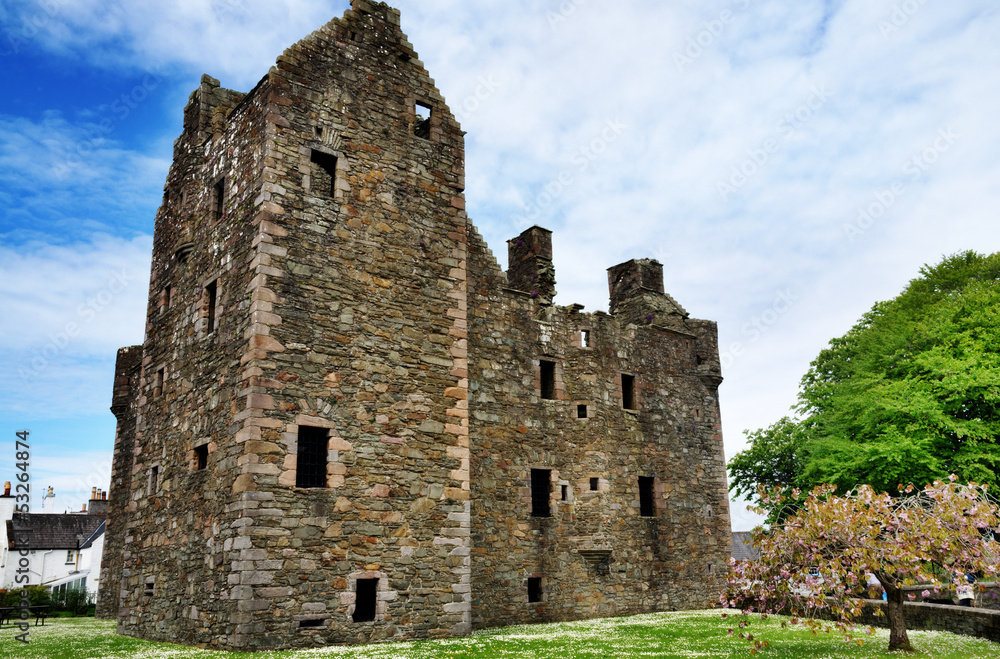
left=1, top=610, right=996, bottom=658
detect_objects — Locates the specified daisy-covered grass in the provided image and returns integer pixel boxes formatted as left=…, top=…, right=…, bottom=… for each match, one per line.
left=1, top=610, right=995, bottom=658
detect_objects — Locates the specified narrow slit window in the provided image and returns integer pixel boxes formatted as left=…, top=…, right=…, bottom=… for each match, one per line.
left=581, top=329, right=590, bottom=348
left=540, top=360, right=556, bottom=400
left=353, top=578, right=378, bottom=622
left=148, top=466, right=159, bottom=495
left=527, top=577, right=542, bottom=603
left=590, top=477, right=599, bottom=492
left=194, top=445, right=209, bottom=471
left=531, top=469, right=551, bottom=517
left=205, top=280, right=218, bottom=333
left=310, top=149, right=338, bottom=197
left=639, top=476, right=655, bottom=517
left=622, top=374, right=636, bottom=410
left=577, top=404, right=588, bottom=419
left=213, top=177, right=225, bottom=223
left=144, top=581, right=155, bottom=596
left=153, top=368, right=164, bottom=397
left=296, top=426, right=328, bottom=488
left=414, top=101, right=432, bottom=139
left=561, top=484, right=568, bottom=501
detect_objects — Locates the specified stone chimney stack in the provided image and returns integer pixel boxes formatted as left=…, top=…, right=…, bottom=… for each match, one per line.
left=43, top=485, right=55, bottom=512
left=3, top=482, right=9, bottom=497
left=507, top=226, right=556, bottom=305
left=89, top=488, right=109, bottom=516
left=607, top=259, right=687, bottom=329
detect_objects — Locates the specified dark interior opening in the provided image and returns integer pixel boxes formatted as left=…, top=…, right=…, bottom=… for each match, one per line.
left=194, top=444, right=208, bottom=471
left=577, top=404, right=587, bottom=419
left=561, top=484, right=568, bottom=501
left=531, top=469, right=551, bottom=517
left=590, top=477, right=599, bottom=491
left=205, top=280, right=217, bottom=333
left=213, top=178, right=225, bottom=222
left=622, top=374, right=636, bottom=410
left=540, top=360, right=556, bottom=400
left=299, top=618, right=324, bottom=628
left=296, top=426, right=328, bottom=488
left=528, top=577, right=542, bottom=603
left=639, top=476, right=655, bottom=517
left=353, top=578, right=378, bottom=622
left=310, top=149, right=338, bottom=196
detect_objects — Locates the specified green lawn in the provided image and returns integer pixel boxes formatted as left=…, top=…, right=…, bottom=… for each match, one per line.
left=1, top=610, right=995, bottom=658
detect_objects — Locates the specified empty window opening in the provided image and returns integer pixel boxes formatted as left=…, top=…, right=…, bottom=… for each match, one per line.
left=353, top=578, right=378, bottom=622
left=577, top=404, right=588, bottom=419
left=639, top=476, right=655, bottom=517
left=581, top=329, right=591, bottom=348
left=314, top=125, right=323, bottom=138
left=296, top=426, right=328, bottom=488
left=153, top=368, right=164, bottom=397
left=310, top=149, right=338, bottom=197
left=213, top=177, right=225, bottom=222
left=148, top=466, right=159, bottom=495
left=414, top=101, right=432, bottom=139
left=527, top=577, right=543, bottom=603
left=540, top=360, right=556, bottom=400
left=194, top=445, right=209, bottom=471
left=622, top=374, right=637, bottom=410
left=299, top=618, right=324, bottom=628
left=205, top=280, right=218, bottom=333
left=144, top=581, right=155, bottom=596
left=590, top=477, right=599, bottom=492
left=531, top=469, right=551, bottom=517
left=561, top=484, right=568, bottom=501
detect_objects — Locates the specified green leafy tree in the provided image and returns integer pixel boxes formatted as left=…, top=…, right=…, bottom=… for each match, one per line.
left=730, top=251, right=1000, bottom=512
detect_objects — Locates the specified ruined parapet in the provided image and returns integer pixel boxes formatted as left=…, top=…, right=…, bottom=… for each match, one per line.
left=687, top=318, right=724, bottom=393
left=180, top=75, right=247, bottom=146
left=507, top=226, right=556, bottom=305
left=97, top=345, right=142, bottom=619
left=607, top=259, right=687, bottom=329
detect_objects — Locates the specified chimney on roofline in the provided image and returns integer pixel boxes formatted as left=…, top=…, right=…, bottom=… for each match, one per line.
left=3, top=482, right=9, bottom=497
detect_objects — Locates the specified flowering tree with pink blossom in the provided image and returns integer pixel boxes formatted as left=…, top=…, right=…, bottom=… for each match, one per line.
left=722, top=478, right=1000, bottom=652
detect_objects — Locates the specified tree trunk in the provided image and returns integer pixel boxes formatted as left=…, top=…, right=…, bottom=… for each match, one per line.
left=878, top=575, right=913, bottom=652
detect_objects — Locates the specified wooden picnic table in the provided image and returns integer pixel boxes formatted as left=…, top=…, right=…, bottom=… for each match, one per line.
left=0, top=605, right=49, bottom=626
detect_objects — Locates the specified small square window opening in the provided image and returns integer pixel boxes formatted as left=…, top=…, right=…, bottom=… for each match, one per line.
left=414, top=101, right=432, bottom=139
left=590, top=477, right=599, bottom=492
left=296, top=426, right=328, bottom=488
left=639, top=476, right=655, bottom=517
left=193, top=445, right=209, bottom=471
left=531, top=469, right=551, bottom=517
left=622, top=374, right=637, bottom=410
left=577, top=404, right=588, bottom=419
left=540, top=360, right=556, bottom=400
left=353, top=578, right=378, bottom=622
left=527, top=577, right=542, bottom=603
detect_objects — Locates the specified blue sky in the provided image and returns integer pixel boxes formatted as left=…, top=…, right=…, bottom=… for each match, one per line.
left=1, top=0, right=999, bottom=530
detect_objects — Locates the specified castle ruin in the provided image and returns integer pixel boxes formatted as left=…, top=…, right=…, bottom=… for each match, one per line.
left=97, top=1, right=732, bottom=649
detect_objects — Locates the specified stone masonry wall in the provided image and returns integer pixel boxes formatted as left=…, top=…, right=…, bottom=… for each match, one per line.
left=467, top=227, right=732, bottom=629
left=102, top=0, right=732, bottom=650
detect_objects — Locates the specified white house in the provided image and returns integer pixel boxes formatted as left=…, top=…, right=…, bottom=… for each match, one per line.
left=1, top=484, right=107, bottom=601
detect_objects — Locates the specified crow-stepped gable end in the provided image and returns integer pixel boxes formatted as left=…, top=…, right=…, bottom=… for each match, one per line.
left=97, top=1, right=731, bottom=649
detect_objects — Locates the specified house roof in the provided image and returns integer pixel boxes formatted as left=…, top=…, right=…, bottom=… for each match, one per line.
left=6, top=513, right=106, bottom=551
left=732, top=531, right=760, bottom=561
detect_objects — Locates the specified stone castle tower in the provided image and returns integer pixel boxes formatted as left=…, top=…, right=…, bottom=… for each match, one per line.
left=97, top=1, right=732, bottom=650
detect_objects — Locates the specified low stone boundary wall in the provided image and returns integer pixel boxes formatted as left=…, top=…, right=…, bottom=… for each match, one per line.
left=902, top=582, right=1000, bottom=611
left=814, top=599, right=1000, bottom=643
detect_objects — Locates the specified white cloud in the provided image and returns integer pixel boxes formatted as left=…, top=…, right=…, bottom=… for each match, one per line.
left=4, top=0, right=1000, bottom=528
